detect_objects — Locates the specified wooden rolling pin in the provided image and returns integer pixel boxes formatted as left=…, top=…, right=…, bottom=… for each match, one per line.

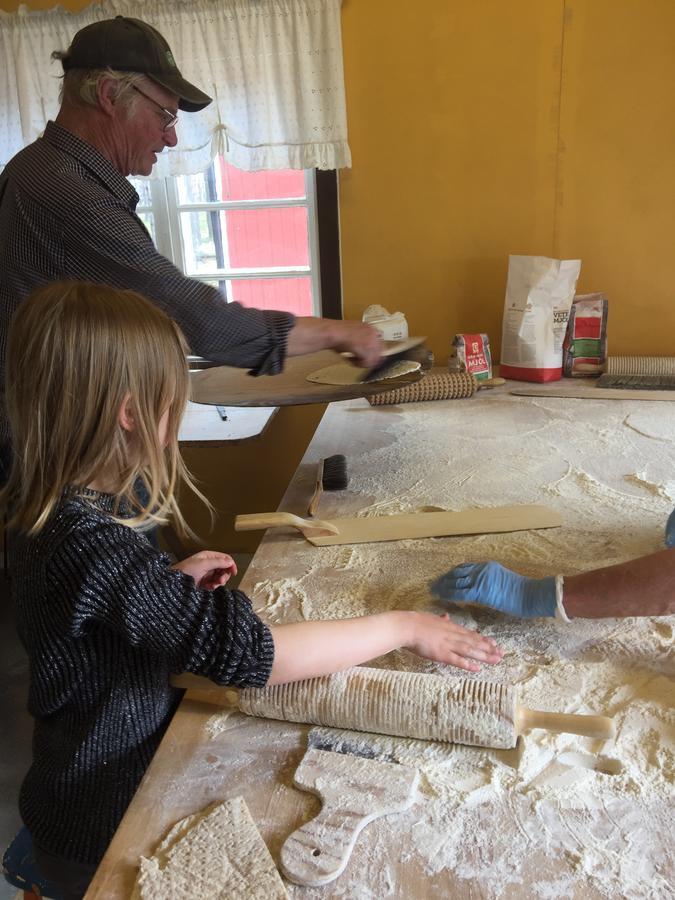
left=580, top=356, right=675, bottom=375
left=367, top=371, right=505, bottom=405
left=173, top=666, right=614, bottom=750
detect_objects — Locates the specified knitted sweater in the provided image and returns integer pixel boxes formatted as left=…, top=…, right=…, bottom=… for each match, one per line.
left=13, top=491, right=275, bottom=865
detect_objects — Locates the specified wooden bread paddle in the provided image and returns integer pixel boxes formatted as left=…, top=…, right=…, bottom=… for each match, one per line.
left=234, top=504, right=563, bottom=546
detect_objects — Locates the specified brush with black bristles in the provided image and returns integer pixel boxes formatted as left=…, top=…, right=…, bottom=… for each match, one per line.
left=307, top=454, right=349, bottom=516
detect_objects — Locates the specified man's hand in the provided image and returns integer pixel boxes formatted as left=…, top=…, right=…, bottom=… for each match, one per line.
left=287, top=317, right=384, bottom=368
left=431, top=561, right=557, bottom=618
left=329, top=320, right=384, bottom=368
left=171, top=551, right=237, bottom=590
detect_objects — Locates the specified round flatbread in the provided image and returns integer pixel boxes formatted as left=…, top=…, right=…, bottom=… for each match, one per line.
left=306, top=359, right=422, bottom=386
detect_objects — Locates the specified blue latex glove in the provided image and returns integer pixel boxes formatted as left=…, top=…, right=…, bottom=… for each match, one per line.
left=666, top=509, right=675, bottom=548
left=431, top=561, right=557, bottom=618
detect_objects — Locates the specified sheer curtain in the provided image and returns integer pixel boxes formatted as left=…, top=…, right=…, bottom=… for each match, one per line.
left=0, top=0, right=351, bottom=174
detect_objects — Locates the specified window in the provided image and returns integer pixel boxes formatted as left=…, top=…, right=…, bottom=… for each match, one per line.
left=132, top=159, right=341, bottom=318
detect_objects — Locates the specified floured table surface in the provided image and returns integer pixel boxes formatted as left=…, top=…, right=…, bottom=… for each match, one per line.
left=87, top=383, right=674, bottom=899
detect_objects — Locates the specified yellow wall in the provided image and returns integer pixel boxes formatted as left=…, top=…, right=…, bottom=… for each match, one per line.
left=5, top=1, right=675, bottom=360
left=340, top=0, right=675, bottom=360
left=3, top=0, right=674, bottom=547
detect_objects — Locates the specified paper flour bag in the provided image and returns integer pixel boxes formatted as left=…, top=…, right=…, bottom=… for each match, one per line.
left=500, top=255, right=581, bottom=382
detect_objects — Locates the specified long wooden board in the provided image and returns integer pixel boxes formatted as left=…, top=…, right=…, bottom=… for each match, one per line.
left=236, top=504, right=563, bottom=546
left=190, top=347, right=432, bottom=407
left=511, top=386, right=675, bottom=401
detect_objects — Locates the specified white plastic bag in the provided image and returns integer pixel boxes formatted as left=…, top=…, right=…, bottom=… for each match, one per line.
left=500, top=255, right=581, bottom=382
left=362, top=304, right=409, bottom=341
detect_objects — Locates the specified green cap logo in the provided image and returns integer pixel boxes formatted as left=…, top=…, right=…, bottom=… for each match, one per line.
left=165, top=50, right=177, bottom=69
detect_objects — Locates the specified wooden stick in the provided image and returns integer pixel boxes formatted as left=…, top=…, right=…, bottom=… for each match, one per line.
left=307, top=458, right=325, bottom=517
left=516, top=707, right=614, bottom=740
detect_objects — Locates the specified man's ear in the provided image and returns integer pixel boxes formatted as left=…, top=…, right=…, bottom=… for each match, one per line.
left=98, top=77, right=121, bottom=119
left=118, top=393, right=136, bottom=433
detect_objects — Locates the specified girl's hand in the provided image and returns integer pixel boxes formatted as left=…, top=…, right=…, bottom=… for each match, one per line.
left=404, top=611, right=503, bottom=673
left=171, top=551, right=237, bottom=590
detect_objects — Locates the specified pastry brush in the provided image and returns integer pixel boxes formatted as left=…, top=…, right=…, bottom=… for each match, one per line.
left=307, top=454, right=349, bottom=516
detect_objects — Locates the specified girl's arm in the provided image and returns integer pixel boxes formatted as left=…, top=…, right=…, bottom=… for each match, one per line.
left=87, top=536, right=500, bottom=687
left=268, top=611, right=502, bottom=684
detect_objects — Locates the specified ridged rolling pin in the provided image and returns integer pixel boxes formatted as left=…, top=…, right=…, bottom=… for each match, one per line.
left=172, top=666, right=614, bottom=750
left=576, top=356, right=675, bottom=375
left=367, top=371, right=505, bottom=405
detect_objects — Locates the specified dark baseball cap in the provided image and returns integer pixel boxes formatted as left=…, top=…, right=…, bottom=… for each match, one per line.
left=60, top=16, right=212, bottom=112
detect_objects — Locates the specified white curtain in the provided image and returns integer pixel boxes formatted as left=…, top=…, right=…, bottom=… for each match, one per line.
left=0, top=0, right=351, bottom=174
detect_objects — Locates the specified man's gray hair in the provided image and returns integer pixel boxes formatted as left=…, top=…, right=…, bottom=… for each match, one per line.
left=51, top=52, right=145, bottom=114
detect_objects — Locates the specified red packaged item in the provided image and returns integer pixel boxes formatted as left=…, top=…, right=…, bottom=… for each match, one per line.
left=449, top=334, right=493, bottom=381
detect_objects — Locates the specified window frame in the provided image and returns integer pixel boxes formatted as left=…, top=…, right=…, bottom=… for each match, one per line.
left=135, top=167, right=342, bottom=320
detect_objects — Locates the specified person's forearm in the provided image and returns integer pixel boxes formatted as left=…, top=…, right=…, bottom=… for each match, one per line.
left=285, top=317, right=342, bottom=357
left=268, top=611, right=409, bottom=684
left=563, top=549, right=675, bottom=618
left=285, top=317, right=383, bottom=367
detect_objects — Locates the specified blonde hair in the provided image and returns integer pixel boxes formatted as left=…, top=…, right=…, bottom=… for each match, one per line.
left=2, top=281, right=208, bottom=536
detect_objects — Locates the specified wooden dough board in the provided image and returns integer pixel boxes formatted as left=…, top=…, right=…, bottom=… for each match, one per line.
left=237, top=504, right=563, bottom=546
left=190, top=347, right=433, bottom=407
left=279, top=748, right=418, bottom=887
left=511, top=385, right=675, bottom=401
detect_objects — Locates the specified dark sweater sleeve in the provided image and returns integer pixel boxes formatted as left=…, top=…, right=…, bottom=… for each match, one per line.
left=50, top=520, right=274, bottom=688
left=51, top=177, right=295, bottom=375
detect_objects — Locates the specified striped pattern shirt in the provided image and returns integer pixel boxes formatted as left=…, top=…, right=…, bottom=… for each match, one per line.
left=0, top=121, right=295, bottom=442
left=13, top=491, right=274, bottom=865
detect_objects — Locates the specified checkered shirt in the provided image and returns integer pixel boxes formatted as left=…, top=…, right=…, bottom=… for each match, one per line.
left=0, top=121, right=295, bottom=442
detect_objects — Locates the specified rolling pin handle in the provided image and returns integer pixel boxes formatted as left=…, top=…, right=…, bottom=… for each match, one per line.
left=169, top=674, right=239, bottom=708
left=516, top=707, right=615, bottom=740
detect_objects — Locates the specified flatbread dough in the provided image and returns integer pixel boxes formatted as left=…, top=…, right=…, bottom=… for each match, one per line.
left=133, top=796, right=288, bottom=899
left=306, top=359, right=422, bottom=386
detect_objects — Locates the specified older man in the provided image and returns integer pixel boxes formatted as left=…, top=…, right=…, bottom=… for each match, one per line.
left=0, top=16, right=381, bottom=469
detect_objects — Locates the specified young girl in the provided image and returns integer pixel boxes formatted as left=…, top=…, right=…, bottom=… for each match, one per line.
left=3, top=281, right=502, bottom=898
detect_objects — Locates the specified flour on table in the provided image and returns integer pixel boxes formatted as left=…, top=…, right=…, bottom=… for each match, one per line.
left=246, top=392, right=674, bottom=899
left=623, top=471, right=674, bottom=501
left=133, top=796, right=288, bottom=899
left=205, top=707, right=245, bottom=740
left=623, top=409, right=675, bottom=442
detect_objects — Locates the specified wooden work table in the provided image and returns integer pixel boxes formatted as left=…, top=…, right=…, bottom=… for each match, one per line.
left=86, top=381, right=674, bottom=898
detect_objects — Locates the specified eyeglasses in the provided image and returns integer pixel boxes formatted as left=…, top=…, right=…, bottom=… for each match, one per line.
left=131, top=85, right=178, bottom=132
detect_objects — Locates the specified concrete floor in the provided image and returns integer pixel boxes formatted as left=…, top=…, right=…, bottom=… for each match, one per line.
left=0, top=576, right=32, bottom=900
